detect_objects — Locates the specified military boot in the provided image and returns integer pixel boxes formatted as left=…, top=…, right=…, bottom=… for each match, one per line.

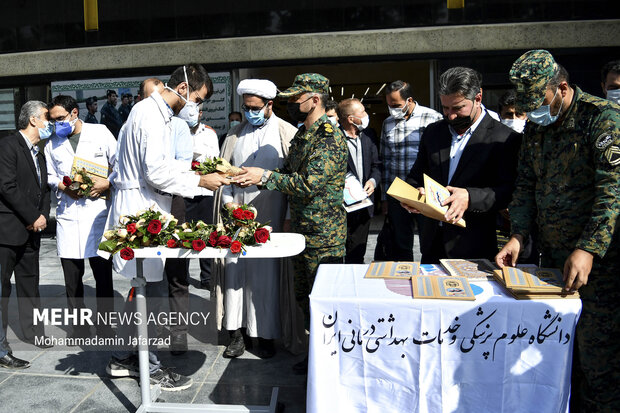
left=223, top=328, right=245, bottom=358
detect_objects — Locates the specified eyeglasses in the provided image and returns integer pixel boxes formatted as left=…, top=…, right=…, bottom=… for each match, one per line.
left=241, top=102, right=267, bottom=113
left=50, top=112, right=71, bottom=123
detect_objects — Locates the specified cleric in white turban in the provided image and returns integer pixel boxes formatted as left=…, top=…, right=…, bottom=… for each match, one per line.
left=215, top=79, right=301, bottom=358
left=236, top=79, right=278, bottom=100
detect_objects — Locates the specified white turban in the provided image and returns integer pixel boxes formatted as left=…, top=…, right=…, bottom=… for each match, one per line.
left=237, top=79, right=277, bottom=100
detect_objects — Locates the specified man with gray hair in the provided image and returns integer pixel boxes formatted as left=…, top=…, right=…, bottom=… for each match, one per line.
left=402, top=67, right=521, bottom=262
left=0, top=101, right=53, bottom=367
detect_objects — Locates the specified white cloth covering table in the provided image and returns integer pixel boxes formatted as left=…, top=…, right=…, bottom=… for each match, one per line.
left=308, top=264, right=582, bottom=413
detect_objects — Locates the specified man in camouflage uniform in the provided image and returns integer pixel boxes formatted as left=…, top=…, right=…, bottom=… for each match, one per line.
left=496, top=50, right=620, bottom=412
left=234, top=73, right=348, bottom=324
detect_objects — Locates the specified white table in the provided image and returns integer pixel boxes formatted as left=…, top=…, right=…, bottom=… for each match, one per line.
left=129, top=233, right=305, bottom=413
left=308, top=264, right=582, bottom=413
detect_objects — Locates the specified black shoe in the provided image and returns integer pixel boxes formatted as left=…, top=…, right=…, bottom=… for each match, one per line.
left=223, top=329, right=245, bottom=358
left=106, top=355, right=139, bottom=378
left=292, top=356, right=308, bottom=375
left=257, top=338, right=276, bottom=359
left=23, top=336, right=53, bottom=349
left=170, top=333, right=188, bottom=356
left=149, top=367, right=193, bottom=391
left=0, top=353, right=30, bottom=369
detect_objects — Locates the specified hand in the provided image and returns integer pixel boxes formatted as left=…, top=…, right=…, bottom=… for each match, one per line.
left=283, top=219, right=291, bottom=233
left=224, top=202, right=239, bottom=210
left=563, top=249, right=594, bottom=292
left=363, top=180, right=375, bottom=196
left=233, top=167, right=264, bottom=187
left=443, top=186, right=469, bottom=223
left=495, top=235, right=523, bottom=267
left=89, top=176, right=110, bottom=198
left=198, top=172, right=230, bottom=191
left=29, top=214, right=47, bottom=233
left=400, top=201, right=421, bottom=214
left=60, top=182, right=80, bottom=200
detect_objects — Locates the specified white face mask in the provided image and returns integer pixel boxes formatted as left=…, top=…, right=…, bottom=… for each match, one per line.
left=388, top=100, right=409, bottom=120
left=327, top=116, right=338, bottom=127
left=501, top=118, right=527, bottom=133
left=352, top=114, right=370, bottom=131
left=606, top=89, right=620, bottom=105
left=169, top=66, right=200, bottom=127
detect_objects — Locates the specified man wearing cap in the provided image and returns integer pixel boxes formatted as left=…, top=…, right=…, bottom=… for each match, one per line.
left=214, top=79, right=297, bottom=359
left=234, top=74, right=348, bottom=353
left=84, top=96, right=99, bottom=124
left=100, top=89, right=122, bottom=139
left=496, top=49, right=620, bottom=412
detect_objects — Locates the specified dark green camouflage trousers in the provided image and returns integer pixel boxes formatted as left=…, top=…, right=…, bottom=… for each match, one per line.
left=293, top=244, right=344, bottom=328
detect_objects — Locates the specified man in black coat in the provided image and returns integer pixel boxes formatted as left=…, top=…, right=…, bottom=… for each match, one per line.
left=338, top=98, right=382, bottom=263
left=0, top=100, right=52, bottom=363
left=403, top=67, right=521, bottom=263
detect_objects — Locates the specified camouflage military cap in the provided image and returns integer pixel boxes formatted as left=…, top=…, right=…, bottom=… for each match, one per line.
left=509, top=50, right=558, bottom=112
left=278, top=73, right=330, bottom=98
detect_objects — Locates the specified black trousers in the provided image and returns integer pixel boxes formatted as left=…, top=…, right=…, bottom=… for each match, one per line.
left=0, top=238, right=44, bottom=341
left=386, top=196, right=418, bottom=261
left=60, top=256, right=114, bottom=322
left=184, top=195, right=214, bottom=284
left=345, top=208, right=372, bottom=264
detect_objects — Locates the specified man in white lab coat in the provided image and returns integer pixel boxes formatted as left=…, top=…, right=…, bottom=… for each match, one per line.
left=45, top=95, right=116, bottom=338
left=105, top=64, right=229, bottom=392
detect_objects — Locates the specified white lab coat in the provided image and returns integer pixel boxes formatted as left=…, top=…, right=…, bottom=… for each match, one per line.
left=45, top=122, right=117, bottom=259
left=105, top=91, right=201, bottom=281
left=191, top=123, right=220, bottom=197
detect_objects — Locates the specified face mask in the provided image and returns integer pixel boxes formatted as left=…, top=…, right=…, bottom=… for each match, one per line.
left=169, top=66, right=200, bottom=127
left=527, top=88, right=563, bottom=126
left=54, top=116, right=78, bottom=139
left=287, top=97, right=313, bottom=123
left=388, top=100, right=410, bottom=120
left=245, top=107, right=266, bottom=126
left=38, top=120, right=53, bottom=140
left=446, top=101, right=477, bottom=131
left=229, top=120, right=241, bottom=129
left=606, top=89, right=620, bottom=105
left=352, top=115, right=370, bottom=131
left=327, top=116, right=338, bottom=126
left=501, top=118, right=526, bottom=133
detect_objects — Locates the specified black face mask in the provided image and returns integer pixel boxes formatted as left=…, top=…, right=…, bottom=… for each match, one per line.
left=446, top=102, right=477, bottom=131
left=287, top=97, right=313, bottom=123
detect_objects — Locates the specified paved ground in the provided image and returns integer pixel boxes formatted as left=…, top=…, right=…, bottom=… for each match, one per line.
left=0, top=214, right=420, bottom=413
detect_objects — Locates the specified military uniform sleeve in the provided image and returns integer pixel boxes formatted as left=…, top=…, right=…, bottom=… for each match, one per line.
left=509, top=129, right=538, bottom=240
left=267, top=124, right=344, bottom=198
left=575, top=109, right=620, bottom=257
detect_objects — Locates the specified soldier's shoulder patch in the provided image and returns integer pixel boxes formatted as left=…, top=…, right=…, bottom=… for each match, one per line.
left=604, top=145, right=620, bottom=166
left=323, top=122, right=334, bottom=134
left=595, top=133, right=613, bottom=151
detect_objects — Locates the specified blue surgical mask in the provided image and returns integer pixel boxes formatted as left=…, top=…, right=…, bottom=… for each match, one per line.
left=527, top=88, right=563, bottom=126
left=245, top=108, right=266, bottom=126
left=229, top=120, right=241, bottom=129
left=54, top=117, right=78, bottom=138
left=38, top=120, right=53, bottom=140
left=606, top=89, right=620, bottom=105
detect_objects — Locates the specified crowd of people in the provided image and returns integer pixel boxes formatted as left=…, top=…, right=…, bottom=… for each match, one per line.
left=0, top=51, right=618, bottom=411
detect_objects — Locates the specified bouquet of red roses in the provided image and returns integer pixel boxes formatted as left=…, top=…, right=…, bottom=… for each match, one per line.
left=63, top=167, right=95, bottom=198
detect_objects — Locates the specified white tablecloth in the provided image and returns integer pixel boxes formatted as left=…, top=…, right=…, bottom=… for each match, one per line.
left=308, top=264, right=582, bottom=413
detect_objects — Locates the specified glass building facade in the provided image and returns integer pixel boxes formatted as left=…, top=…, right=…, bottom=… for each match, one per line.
left=1, top=0, right=616, bottom=54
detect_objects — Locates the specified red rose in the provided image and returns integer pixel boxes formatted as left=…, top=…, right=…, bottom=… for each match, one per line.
left=208, top=231, right=218, bottom=247
left=62, top=176, right=72, bottom=187
left=166, top=239, right=177, bottom=248
left=230, top=240, right=242, bottom=254
left=216, top=235, right=232, bottom=248
left=243, top=210, right=255, bottom=220
left=192, top=239, right=206, bottom=251
left=254, top=228, right=270, bottom=244
left=127, top=223, right=137, bottom=234
left=232, top=208, right=245, bottom=220
left=147, top=219, right=162, bottom=234
left=119, top=247, right=134, bottom=260
left=191, top=161, right=200, bottom=170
